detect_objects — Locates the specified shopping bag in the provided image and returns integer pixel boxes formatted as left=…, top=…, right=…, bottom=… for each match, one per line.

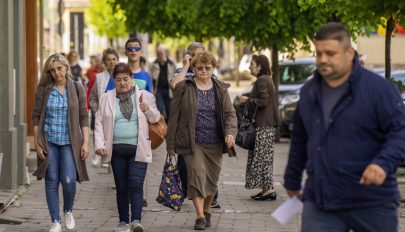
left=156, top=155, right=185, bottom=211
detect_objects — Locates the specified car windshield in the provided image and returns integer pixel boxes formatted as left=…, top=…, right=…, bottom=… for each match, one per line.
left=279, top=64, right=315, bottom=84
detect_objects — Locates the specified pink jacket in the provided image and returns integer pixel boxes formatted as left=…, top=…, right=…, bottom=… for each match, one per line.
left=94, top=87, right=160, bottom=163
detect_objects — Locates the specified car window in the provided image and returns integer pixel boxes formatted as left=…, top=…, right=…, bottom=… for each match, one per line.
left=279, top=64, right=315, bottom=84
left=392, top=73, right=405, bottom=83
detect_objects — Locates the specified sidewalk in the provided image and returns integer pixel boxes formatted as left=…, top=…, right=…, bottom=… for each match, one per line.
left=1, top=139, right=404, bottom=232
left=0, top=139, right=300, bottom=232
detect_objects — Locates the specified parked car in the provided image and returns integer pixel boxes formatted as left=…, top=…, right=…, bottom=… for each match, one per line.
left=233, top=57, right=316, bottom=136
left=378, top=70, right=405, bottom=104
left=277, top=69, right=405, bottom=137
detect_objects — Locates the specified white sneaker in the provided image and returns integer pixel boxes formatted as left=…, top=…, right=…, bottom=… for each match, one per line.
left=65, top=212, right=75, bottom=230
left=113, top=222, right=130, bottom=232
left=92, top=155, right=101, bottom=166
left=130, top=220, right=144, bottom=232
left=49, top=221, right=61, bottom=232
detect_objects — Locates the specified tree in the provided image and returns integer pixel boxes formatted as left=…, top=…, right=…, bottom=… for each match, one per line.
left=87, top=0, right=128, bottom=47
left=304, top=0, right=405, bottom=79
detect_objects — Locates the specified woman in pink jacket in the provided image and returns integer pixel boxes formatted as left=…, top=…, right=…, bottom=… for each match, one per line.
left=94, top=63, right=160, bottom=232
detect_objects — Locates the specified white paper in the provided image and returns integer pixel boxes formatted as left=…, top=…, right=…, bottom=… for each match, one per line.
left=271, top=196, right=303, bottom=225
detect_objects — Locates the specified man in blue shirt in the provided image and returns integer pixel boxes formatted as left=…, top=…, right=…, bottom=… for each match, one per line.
left=105, top=38, right=153, bottom=93
left=284, top=22, right=405, bottom=232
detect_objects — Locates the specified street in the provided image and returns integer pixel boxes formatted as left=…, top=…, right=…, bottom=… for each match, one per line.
left=2, top=136, right=405, bottom=232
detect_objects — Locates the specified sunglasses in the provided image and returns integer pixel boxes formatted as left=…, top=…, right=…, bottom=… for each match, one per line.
left=196, top=66, right=212, bottom=72
left=126, top=46, right=142, bottom=52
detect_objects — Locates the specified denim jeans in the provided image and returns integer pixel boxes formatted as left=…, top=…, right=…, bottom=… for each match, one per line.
left=45, top=142, right=77, bottom=222
left=302, top=201, right=398, bottom=232
left=111, top=144, right=148, bottom=223
left=156, top=88, right=171, bottom=122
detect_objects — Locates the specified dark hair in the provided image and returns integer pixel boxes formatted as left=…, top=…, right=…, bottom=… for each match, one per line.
left=191, top=52, right=217, bottom=68
left=139, top=56, right=146, bottom=64
left=125, top=37, right=142, bottom=49
left=314, top=22, right=351, bottom=47
left=112, top=63, right=132, bottom=79
left=102, top=47, right=119, bottom=64
left=251, top=54, right=271, bottom=77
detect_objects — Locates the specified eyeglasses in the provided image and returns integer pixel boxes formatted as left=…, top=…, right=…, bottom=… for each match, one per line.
left=126, top=46, right=142, bottom=52
left=195, top=66, right=213, bottom=72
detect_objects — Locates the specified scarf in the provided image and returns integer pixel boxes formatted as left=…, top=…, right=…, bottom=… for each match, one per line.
left=116, top=87, right=135, bottom=121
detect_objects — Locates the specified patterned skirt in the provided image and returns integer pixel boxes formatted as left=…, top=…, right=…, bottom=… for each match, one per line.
left=245, top=126, right=276, bottom=189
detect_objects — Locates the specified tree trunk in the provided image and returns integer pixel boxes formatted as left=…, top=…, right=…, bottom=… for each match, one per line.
left=109, top=38, right=114, bottom=48
left=385, top=16, right=395, bottom=79
left=271, top=46, right=280, bottom=142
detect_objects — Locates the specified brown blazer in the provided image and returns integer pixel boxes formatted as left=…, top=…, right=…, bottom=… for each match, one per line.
left=248, top=75, right=280, bottom=128
left=166, top=78, right=237, bottom=155
left=32, top=79, right=89, bottom=181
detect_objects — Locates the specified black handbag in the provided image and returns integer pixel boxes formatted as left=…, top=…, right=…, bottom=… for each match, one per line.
left=235, top=104, right=256, bottom=150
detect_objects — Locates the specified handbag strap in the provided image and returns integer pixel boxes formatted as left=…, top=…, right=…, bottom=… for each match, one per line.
left=166, top=153, right=178, bottom=165
left=243, top=103, right=257, bottom=122
left=139, top=92, right=143, bottom=103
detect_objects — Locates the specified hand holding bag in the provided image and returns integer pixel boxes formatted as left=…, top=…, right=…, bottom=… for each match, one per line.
left=156, top=155, right=185, bottom=211
left=235, top=104, right=256, bottom=150
left=140, top=94, right=168, bottom=150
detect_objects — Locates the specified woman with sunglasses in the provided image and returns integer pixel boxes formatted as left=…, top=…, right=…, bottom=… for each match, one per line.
left=32, top=53, right=89, bottom=232
left=94, top=63, right=160, bottom=232
left=167, top=52, right=237, bottom=230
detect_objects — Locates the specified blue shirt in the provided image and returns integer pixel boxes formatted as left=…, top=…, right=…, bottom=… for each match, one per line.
left=105, top=70, right=153, bottom=93
left=113, top=94, right=138, bottom=145
left=45, top=87, right=71, bottom=145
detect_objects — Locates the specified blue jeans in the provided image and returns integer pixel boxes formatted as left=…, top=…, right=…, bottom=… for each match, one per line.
left=45, top=142, right=77, bottom=222
left=156, top=88, right=171, bottom=122
left=111, top=144, right=148, bottom=223
left=302, top=201, right=398, bottom=232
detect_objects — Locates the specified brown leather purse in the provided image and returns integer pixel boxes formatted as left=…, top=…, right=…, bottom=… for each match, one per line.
left=140, top=94, right=167, bottom=150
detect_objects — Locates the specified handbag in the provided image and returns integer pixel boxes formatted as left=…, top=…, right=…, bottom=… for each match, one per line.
left=156, top=155, right=185, bottom=211
left=140, top=94, right=168, bottom=150
left=235, top=104, right=256, bottom=150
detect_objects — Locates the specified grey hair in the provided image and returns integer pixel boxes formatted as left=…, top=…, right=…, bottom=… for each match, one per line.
left=186, top=42, right=205, bottom=53
left=39, top=53, right=72, bottom=86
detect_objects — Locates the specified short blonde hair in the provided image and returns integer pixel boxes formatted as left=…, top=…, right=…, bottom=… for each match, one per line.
left=191, top=52, right=217, bottom=68
left=39, top=53, right=72, bottom=86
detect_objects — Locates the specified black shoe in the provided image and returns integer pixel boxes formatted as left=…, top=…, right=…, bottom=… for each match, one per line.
left=250, top=192, right=262, bottom=199
left=143, top=198, right=148, bottom=207
left=204, top=212, right=211, bottom=227
left=194, top=218, right=206, bottom=230
left=254, top=192, right=277, bottom=201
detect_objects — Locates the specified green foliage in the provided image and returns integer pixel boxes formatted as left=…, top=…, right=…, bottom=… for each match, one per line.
left=113, top=0, right=404, bottom=56
left=115, top=0, right=329, bottom=54
left=87, top=0, right=128, bottom=40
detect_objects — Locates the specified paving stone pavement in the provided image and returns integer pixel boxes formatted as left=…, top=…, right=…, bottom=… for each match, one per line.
left=1, top=138, right=405, bottom=232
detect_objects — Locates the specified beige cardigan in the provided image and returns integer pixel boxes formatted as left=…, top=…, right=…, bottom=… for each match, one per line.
left=32, top=79, right=89, bottom=181
left=94, top=87, right=160, bottom=163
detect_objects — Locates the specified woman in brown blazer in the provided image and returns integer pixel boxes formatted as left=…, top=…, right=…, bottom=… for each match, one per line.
left=240, top=54, right=280, bottom=201
left=32, top=53, right=89, bottom=232
left=167, top=52, right=237, bottom=230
